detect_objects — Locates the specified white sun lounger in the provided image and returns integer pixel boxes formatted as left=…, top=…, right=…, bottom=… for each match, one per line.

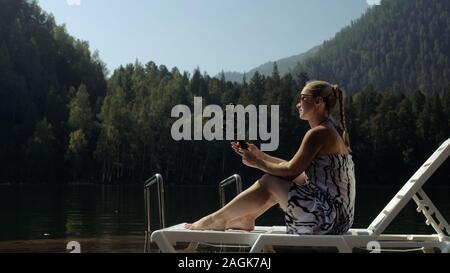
left=150, top=138, right=450, bottom=253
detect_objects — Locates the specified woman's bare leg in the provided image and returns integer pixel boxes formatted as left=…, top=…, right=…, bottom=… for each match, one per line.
left=186, top=179, right=270, bottom=230
left=226, top=173, right=305, bottom=230
left=186, top=174, right=293, bottom=231
left=225, top=197, right=276, bottom=230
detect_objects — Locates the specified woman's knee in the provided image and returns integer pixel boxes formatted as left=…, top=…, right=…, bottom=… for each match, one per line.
left=257, top=174, right=290, bottom=208
left=257, top=174, right=274, bottom=190
left=257, top=174, right=287, bottom=193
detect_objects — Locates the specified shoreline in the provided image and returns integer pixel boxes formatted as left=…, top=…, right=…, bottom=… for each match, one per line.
left=0, top=235, right=147, bottom=253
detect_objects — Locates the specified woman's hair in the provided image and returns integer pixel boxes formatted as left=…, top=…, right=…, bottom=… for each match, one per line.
left=303, top=80, right=351, bottom=151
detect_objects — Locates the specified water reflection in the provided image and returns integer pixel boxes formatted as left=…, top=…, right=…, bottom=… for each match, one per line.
left=0, top=183, right=449, bottom=243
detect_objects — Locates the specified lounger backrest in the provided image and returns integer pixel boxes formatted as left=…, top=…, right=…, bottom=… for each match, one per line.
left=367, top=138, right=450, bottom=235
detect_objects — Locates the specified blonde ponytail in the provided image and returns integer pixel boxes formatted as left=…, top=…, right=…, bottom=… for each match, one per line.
left=334, top=85, right=352, bottom=152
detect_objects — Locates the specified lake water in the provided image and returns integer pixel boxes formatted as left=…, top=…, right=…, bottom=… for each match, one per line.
left=0, top=182, right=449, bottom=252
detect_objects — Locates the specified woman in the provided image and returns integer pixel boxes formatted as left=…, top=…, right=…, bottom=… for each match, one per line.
left=186, top=80, right=356, bottom=235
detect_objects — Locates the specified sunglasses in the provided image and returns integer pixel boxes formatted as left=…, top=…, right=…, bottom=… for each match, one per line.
left=299, top=94, right=317, bottom=102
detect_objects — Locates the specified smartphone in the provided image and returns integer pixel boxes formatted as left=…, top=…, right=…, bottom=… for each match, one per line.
left=238, top=140, right=248, bottom=150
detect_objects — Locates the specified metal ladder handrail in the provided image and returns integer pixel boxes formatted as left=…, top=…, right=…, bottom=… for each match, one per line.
left=145, top=173, right=244, bottom=253
left=219, top=174, right=243, bottom=208
left=144, top=173, right=166, bottom=253
left=218, top=174, right=246, bottom=253
left=183, top=174, right=244, bottom=253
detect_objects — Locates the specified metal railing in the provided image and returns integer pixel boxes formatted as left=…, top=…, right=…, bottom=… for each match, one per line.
left=144, top=173, right=166, bottom=253
left=219, top=174, right=243, bottom=208
left=144, top=173, right=244, bottom=253
left=219, top=174, right=247, bottom=252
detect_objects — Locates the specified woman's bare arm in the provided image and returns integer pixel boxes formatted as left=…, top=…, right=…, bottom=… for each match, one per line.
left=251, top=128, right=325, bottom=179
left=262, top=153, right=287, bottom=164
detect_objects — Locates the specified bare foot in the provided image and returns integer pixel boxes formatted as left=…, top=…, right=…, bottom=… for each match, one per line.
left=225, top=216, right=255, bottom=231
left=185, top=215, right=227, bottom=231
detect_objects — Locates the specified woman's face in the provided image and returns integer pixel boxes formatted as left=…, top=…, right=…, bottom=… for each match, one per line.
left=296, top=88, right=320, bottom=120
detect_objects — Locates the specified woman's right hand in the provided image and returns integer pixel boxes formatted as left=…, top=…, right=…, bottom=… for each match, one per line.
left=231, top=142, right=266, bottom=160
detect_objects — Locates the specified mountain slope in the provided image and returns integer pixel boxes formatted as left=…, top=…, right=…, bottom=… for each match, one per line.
left=294, top=0, right=450, bottom=94
left=221, top=45, right=320, bottom=83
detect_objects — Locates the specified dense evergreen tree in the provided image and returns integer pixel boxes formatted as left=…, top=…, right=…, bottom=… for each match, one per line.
left=0, top=0, right=106, bottom=183
left=0, top=0, right=448, bottom=187
left=294, top=0, right=450, bottom=95
left=66, top=84, right=95, bottom=180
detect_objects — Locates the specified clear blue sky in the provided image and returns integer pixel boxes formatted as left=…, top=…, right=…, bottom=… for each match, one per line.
left=38, top=0, right=379, bottom=76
